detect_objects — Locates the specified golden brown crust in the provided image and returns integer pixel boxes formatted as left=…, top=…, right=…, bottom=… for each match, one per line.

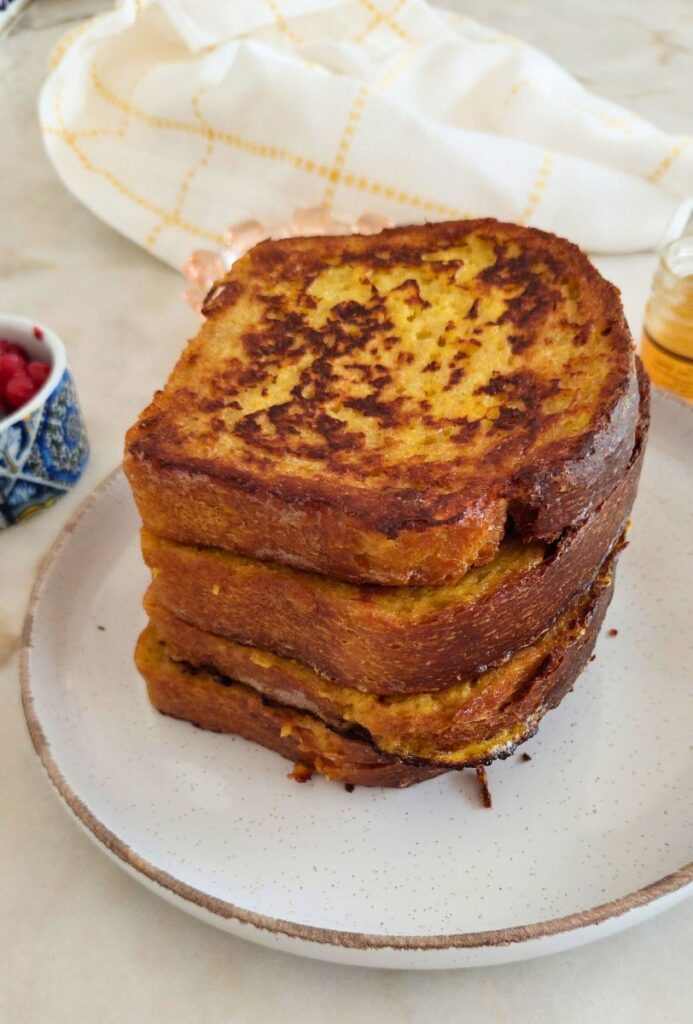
left=125, top=219, right=639, bottom=585
left=137, top=629, right=444, bottom=788
left=428, top=566, right=614, bottom=765
left=145, top=550, right=616, bottom=763
left=137, top=558, right=614, bottom=783
left=125, top=457, right=506, bottom=585
left=142, top=388, right=646, bottom=694
left=145, top=594, right=350, bottom=729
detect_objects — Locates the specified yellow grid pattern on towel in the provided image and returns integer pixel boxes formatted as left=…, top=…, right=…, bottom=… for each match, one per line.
left=265, top=0, right=304, bottom=46
left=323, top=86, right=370, bottom=209
left=518, top=151, right=555, bottom=225
left=145, top=87, right=216, bottom=250
left=42, top=3, right=478, bottom=258
left=574, top=101, right=635, bottom=132
left=90, top=64, right=335, bottom=179
left=647, top=137, right=692, bottom=183
left=50, top=17, right=95, bottom=69
left=43, top=0, right=692, bottom=273
left=504, top=77, right=636, bottom=132
left=356, top=0, right=408, bottom=46
left=376, top=42, right=418, bottom=91
left=61, top=63, right=149, bottom=144
left=87, top=63, right=464, bottom=220
left=46, top=89, right=225, bottom=248
left=357, top=0, right=412, bottom=45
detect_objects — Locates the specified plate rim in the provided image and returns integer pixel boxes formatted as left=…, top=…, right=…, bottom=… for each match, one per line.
left=20, top=393, right=693, bottom=954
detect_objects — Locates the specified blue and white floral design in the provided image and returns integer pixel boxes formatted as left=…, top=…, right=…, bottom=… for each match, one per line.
left=0, top=370, right=88, bottom=527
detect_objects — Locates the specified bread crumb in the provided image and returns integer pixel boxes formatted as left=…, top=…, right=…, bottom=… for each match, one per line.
left=475, top=766, right=492, bottom=808
left=289, top=762, right=313, bottom=783
left=520, top=752, right=532, bottom=762
left=607, top=628, right=618, bottom=637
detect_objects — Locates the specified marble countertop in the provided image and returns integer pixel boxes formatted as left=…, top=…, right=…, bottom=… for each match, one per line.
left=1, top=2, right=691, bottom=1021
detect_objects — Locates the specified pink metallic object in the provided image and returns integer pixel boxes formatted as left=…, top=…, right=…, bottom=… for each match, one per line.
left=183, top=207, right=394, bottom=316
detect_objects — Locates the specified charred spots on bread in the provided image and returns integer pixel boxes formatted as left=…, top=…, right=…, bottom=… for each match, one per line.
left=473, top=369, right=562, bottom=433
left=311, top=412, right=366, bottom=451
left=478, top=368, right=562, bottom=400
left=125, top=219, right=642, bottom=584
left=444, top=367, right=465, bottom=391
left=201, top=278, right=243, bottom=317
left=507, top=333, right=533, bottom=355
left=343, top=395, right=403, bottom=426
left=492, top=406, right=528, bottom=430
left=392, top=277, right=432, bottom=308
left=465, top=297, right=480, bottom=320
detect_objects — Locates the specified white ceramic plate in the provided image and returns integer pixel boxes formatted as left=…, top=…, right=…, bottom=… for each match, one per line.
left=21, top=388, right=692, bottom=969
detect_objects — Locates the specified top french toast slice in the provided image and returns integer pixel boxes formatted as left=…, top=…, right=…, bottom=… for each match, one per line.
left=125, top=219, right=640, bottom=585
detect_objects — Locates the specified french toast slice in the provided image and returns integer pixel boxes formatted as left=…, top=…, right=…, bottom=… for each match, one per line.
left=142, top=398, right=644, bottom=693
left=125, top=219, right=640, bottom=585
left=136, top=627, right=445, bottom=788
left=139, top=552, right=615, bottom=782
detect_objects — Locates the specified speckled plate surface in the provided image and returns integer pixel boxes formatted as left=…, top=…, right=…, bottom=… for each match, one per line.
left=21, top=388, right=692, bottom=969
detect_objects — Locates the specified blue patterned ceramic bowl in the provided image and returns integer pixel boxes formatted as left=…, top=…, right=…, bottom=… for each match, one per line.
left=0, top=316, right=89, bottom=528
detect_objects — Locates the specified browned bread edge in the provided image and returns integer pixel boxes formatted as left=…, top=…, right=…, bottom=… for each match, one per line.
left=142, top=376, right=646, bottom=694
left=138, top=555, right=614, bottom=783
left=125, top=221, right=641, bottom=585
left=137, top=629, right=444, bottom=788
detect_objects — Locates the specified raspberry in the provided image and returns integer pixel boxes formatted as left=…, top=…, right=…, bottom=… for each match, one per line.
left=0, top=352, right=26, bottom=380
left=5, top=373, right=36, bottom=410
left=27, top=361, right=51, bottom=387
left=0, top=340, right=28, bottom=358
left=0, top=341, right=51, bottom=413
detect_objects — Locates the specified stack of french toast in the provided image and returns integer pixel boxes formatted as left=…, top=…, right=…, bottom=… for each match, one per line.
left=125, top=219, right=649, bottom=789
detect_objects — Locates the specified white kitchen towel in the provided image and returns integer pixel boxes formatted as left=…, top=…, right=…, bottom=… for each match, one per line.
left=40, top=0, right=693, bottom=270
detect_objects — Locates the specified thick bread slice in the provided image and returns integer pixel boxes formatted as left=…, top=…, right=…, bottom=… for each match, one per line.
left=144, top=548, right=617, bottom=767
left=143, top=393, right=645, bottom=693
left=136, top=627, right=444, bottom=788
left=125, top=220, right=639, bottom=585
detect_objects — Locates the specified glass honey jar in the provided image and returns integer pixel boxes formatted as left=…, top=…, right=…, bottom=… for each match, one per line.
left=641, top=236, right=693, bottom=401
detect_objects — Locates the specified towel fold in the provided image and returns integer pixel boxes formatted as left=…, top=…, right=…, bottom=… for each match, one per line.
left=40, top=0, right=693, bottom=269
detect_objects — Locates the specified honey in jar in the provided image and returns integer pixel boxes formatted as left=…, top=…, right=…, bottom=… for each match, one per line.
left=641, top=236, right=693, bottom=401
